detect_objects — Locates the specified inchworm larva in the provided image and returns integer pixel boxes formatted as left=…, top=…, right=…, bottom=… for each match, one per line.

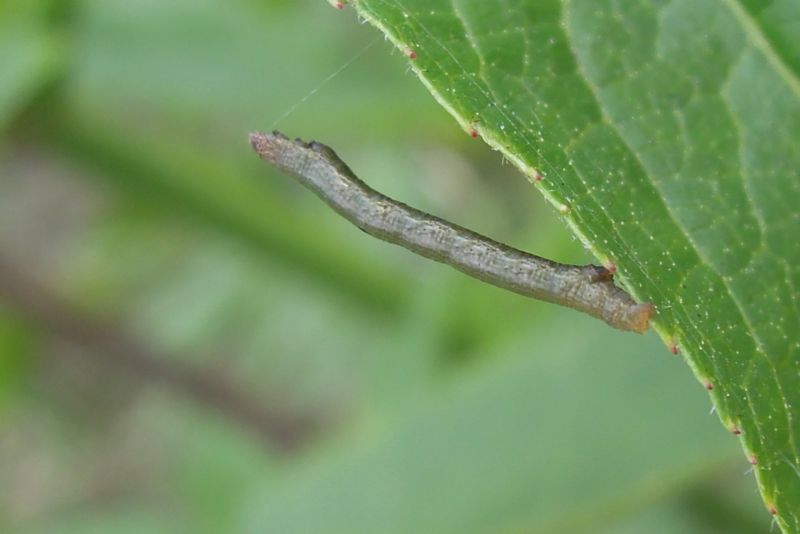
left=250, top=131, right=652, bottom=333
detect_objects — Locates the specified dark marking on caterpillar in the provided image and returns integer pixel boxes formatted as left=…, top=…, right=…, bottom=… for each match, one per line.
left=587, top=265, right=615, bottom=283
left=250, top=131, right=653, bottom=334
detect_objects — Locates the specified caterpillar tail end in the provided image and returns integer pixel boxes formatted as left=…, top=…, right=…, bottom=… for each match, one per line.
left=625, top=302, right=653, bottom=334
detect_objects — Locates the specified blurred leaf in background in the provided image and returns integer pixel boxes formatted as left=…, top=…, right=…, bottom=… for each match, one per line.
left=0, top=1, right=61, bottom=131
left=0, top=0, right=771, bottom=532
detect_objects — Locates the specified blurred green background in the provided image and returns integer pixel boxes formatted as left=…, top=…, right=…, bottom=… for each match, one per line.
left=0, top=1, right=770, bottom=532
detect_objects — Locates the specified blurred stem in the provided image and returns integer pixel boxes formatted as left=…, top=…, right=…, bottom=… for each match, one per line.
left=10, top=0, right=410, bottom=317
left=0, top=254, right=318, bottom=452
left=27, top=105, right=409, bottom=315
left=680, top=482, right=767, bottom=533
left=521, top=456, right=748, bottom=533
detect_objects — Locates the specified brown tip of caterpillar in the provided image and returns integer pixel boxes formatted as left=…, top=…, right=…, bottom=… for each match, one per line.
left=251, top=130, right=318, bottom=166
left=250, top=131, right=287, bottom=164
left=627, top=302, right=652, bottom=334
left=406, top=49, right=417, bottom=60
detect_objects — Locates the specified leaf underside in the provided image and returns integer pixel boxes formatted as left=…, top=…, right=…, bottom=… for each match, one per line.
left=347, top=0, right=800, bottom=529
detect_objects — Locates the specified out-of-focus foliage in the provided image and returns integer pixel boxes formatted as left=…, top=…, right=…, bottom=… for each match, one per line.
left=0, top=0, right=769, bottom=532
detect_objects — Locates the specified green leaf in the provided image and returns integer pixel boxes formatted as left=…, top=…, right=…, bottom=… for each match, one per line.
left=343, top=0, right=800, bottom=529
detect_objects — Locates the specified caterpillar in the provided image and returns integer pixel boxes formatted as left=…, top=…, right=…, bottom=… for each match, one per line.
left=250, top=131, right=652, bottom=333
